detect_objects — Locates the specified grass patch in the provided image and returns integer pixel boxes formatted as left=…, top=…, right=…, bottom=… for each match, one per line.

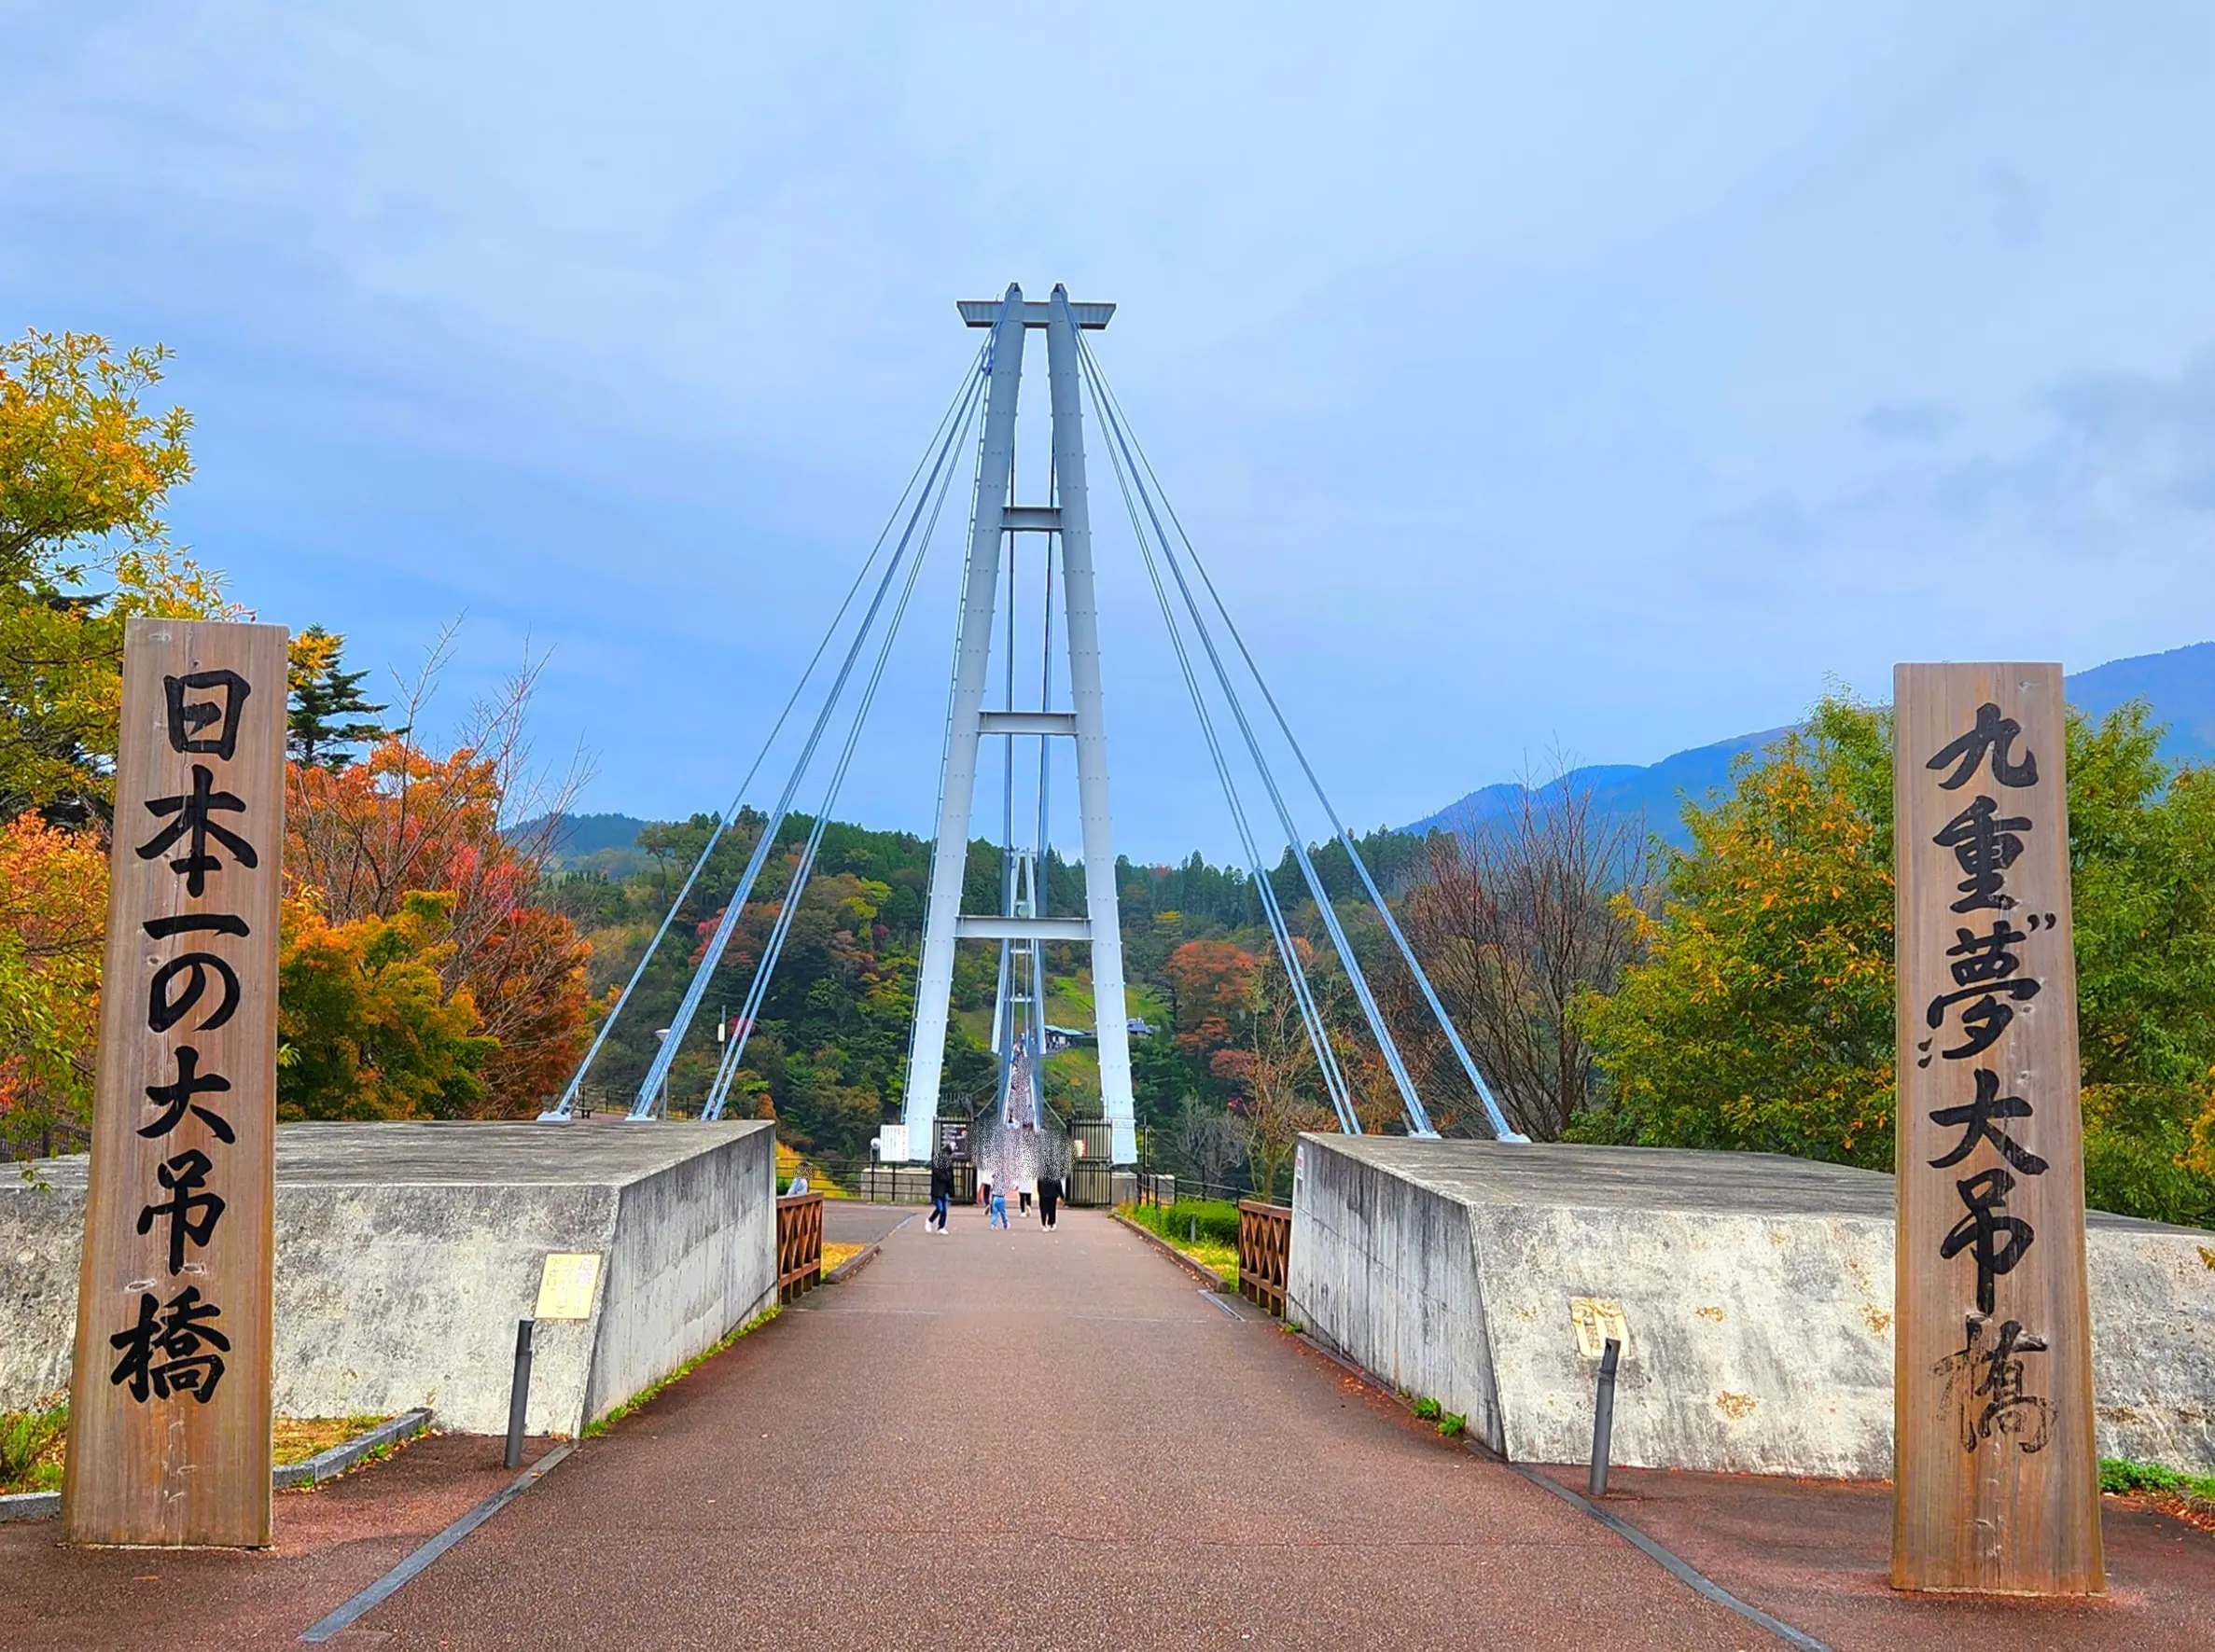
left=5, top=1405, right=399, bottom=1492
left=1437, top=1412, right=1468, bottom=1438
left=819, top=1242, right=865, bottom=1273
left=273, top=1415, right=391, bottom=1465
left=1, top=1399, right=67, bottom=1494
left=583, top=1303, right=782, bottom=1438
left=1412, top=1396, right=1442, bottom=1421
left=1120, top=1201, right=1238, bottom=1284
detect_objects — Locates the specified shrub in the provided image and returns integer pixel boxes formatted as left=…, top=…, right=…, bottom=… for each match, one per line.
left=2101, top=1457, right=2215, bottom=1500
left=1128, top=1198, right=1243, bottom=1250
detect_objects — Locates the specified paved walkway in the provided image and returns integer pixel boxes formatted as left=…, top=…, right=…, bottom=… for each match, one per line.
left=7, top=1206, right=2208, bottom=1649
left=325, top=1208, right=1761, bottom=1650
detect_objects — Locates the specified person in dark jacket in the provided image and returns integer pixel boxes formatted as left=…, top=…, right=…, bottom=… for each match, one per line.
left=1038, top=1172, right=1063, bottom=1232
left=928, top=1151, right=954, bottom=1233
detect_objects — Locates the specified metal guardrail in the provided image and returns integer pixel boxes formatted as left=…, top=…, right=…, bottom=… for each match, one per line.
left=1237, top=1201, right=1291, bottom=1317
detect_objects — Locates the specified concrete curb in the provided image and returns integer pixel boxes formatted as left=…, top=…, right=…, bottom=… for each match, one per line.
left=0, top=1490, right=58, bottom=1522
left=0, top=1409, right=435, bottom=1522
left=275, top=1409, right=434, bottom=1489
left=1111, top=1211, right=1233, bottom=1292
left=825, top=1239, right=885, bottom=1284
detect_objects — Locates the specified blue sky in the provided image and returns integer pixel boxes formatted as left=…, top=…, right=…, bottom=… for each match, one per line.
left=5, top=4, right=2212, bottom=859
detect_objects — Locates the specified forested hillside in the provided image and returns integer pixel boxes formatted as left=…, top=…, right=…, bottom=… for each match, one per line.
left=538, top=812, right=1437, bottom=1166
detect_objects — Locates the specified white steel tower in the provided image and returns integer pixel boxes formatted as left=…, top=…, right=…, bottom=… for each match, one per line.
left=900, top=284, right=1138, bottom=1164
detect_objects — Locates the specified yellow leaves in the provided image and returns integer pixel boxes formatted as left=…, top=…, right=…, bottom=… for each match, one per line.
left=1581, top=705, right=1897, bottom=1167
left=1, top=330, right=193, bottom=565
left=1, top=331, right=212, bottom=813
left=287, top=629, right=343, bottom=696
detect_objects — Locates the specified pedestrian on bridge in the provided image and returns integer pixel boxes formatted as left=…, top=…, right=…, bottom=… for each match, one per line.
left=989, top=1185, right=1009, bottom=1229
left=1038, top=1172, right=1062, bottom=1232
left=928, top=1151, right=954, bottom=1233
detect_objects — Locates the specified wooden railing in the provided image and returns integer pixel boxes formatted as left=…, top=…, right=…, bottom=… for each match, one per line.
left=1237, top=1201, right=1291, bottom=1317
left=776, top=1192, right=825, bottom=1303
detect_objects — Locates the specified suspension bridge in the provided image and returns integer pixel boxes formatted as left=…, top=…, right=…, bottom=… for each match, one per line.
left=11, top=287, right=2210, bottom=1652
left=538, top=283, right=1523, bottom=1156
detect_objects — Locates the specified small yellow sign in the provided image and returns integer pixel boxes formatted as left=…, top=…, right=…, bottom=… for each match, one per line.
left=536, top=1252, right=603, bottom=1321
left=1569, top=1296, right=1629, bottom=1360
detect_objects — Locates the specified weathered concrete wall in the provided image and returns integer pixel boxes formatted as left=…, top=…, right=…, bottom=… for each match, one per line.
left=0, top=1174, right=84, bottom=1409
left=273, top=1177, right=620, bottom=1436
left=587, top=1124, right=776, bottom=1423
left=1289, top=1135, right=2215, bottom=1478
left=1, top=1120, right=775, bottom=1436
left=1288, top=1145, right=1502, bottom=1452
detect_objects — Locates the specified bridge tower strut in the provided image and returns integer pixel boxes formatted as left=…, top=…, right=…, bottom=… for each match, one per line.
left=901, top=284, right=1138, bottom=1165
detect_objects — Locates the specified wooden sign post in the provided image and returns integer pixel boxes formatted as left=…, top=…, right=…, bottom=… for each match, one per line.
left=1892, top=662, right=2101, bottom=1593
left=63, top=618, right=287, bottom=1548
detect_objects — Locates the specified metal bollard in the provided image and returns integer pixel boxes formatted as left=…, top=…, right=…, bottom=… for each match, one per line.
left=1589, top=1336, right=1621, bottom=1496
left=505, top=1318, right=536, bottom=1470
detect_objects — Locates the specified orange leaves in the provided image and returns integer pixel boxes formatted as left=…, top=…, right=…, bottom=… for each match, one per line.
left=285, top=730, right=594, bottom=1118
left=1165, top=937, right=1261, bottom=1063
left=0, top=812, right=108, bottom=1140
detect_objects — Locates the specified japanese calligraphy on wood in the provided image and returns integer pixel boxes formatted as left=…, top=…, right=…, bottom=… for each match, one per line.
left=63, top=619, right=286, bottom=1548
left=1892, top=662, right=2100, bottom=1594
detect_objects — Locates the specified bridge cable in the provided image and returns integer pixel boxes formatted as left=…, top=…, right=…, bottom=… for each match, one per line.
left=1080, top=345, right=1520, bottom=1141
left=1082, top=354, right=1360, bottom=1133
left=628, top=354, right=989, bottom=1118
left=1080, top=335, right=1428, bottom=1133
left=540, top=340, right=989, bottom=1121
left=701, top=383, right=973, bottom=1118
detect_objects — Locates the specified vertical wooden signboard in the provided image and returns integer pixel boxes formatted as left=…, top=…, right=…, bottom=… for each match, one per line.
left=63, top=618, right=287, bottom=1548
left=1892, top=662, right=2101, bottom=1593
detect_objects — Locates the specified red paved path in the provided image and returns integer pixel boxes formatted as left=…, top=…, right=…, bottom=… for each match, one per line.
left=7, top=1207, right=2208, bottom=1649
left=344, top=1208, right=1759, bottom=1650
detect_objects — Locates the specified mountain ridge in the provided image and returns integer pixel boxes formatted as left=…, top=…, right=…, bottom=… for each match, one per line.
left=1404, top=641, right=2215, bottom=847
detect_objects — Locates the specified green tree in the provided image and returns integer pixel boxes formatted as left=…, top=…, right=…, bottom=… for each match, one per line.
left=1574, top=698, right=1896, bottom=1164
left=277, top=891, right=496, bottom=1120
left=1578, top=695, right=2215, bottom=1228
left=286, top=625, right=387, bottom=770
left=0, top=330, right=225, bottom=825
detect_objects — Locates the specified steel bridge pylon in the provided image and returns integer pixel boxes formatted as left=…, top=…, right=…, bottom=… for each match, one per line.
left=899, top=283, right=1138, bottom=1165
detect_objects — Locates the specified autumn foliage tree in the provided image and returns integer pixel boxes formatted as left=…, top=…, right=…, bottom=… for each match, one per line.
left=0, top=813, right=108, bottom=1151
left=0, top=330, right=230, bottom=825
left=0, top=330, right=227, bottom=1154
left=1240, top=946, right=1334, bottom=1199
left=1164, top=937, right=1259, bottom=1076
left=1579, top=694, right=2215, bottom=1229
left=1575, top=700, right=1897, bottom=1163
left=285, top=645, right=595, bottom=1118
left=1396, top=769, right=1651, bottom=1140
left=277, top=892, right=496, bottom=1119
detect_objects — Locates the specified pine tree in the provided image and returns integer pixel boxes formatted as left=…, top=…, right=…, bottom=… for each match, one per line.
left=286, top=625, right=387, bottom=770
